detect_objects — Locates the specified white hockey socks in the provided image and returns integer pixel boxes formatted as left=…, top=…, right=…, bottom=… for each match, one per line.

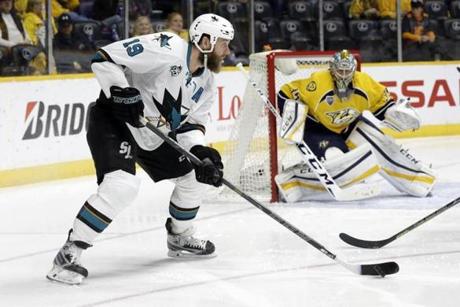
left=71, top=170, right=140, bottom=244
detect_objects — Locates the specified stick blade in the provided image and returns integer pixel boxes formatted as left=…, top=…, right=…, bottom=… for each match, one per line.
left=339, top=232, right=391, bottom=249
left=360, top=261, right=399, bottom=277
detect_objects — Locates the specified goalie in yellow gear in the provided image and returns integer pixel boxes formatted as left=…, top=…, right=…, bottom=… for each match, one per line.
left=276, top=50, right=435, bottom=202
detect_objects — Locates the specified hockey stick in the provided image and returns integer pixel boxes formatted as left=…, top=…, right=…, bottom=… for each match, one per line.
left=139, top=116, right=399, bottom=277
left=236, top=63, right=380, bottom=201
left=340, top=196, right=460, bottom=249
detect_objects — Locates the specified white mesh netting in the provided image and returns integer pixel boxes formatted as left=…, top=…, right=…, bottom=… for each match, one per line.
left=214, top=51, right=342, bottom=202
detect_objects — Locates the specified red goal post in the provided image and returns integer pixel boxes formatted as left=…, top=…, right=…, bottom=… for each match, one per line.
left=221, top=50, right=362, bottom=203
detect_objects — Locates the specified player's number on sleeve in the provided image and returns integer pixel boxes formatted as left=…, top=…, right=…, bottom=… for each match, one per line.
left=123, top=38, right=144, bottom=57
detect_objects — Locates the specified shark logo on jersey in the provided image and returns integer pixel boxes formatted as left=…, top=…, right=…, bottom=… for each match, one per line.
left=153, top=88, right=186, bottom=130
left=325, top=108, right=360, bottom=125
left=170, top=65, right=182, bottom=77
left=153, top=34, right=173, bottom=49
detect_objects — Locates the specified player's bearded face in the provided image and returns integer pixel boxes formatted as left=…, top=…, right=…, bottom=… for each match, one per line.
left=199, top=38, right=230, bottom=73
left=202, top=51, right=223, bottom=73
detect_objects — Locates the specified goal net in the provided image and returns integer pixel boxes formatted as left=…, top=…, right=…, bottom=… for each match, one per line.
left=218, top=50, right=361, bottom=203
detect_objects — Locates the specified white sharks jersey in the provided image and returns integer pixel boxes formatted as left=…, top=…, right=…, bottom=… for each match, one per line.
left=91, top=32, right=215, bottom=151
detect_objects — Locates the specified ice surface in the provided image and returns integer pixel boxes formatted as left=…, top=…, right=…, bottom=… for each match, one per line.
left=0, top=136, right=459, bottom=307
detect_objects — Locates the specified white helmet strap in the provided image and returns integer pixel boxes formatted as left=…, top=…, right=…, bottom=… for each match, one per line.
left=203, top=53, right=208, bottom=68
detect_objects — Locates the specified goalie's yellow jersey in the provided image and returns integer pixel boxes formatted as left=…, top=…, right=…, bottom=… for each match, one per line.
left=279, top=70, right=392, bottom=134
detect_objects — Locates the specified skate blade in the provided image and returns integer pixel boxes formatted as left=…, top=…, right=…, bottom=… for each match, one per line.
left=167, top=250, right=217, bottom=259
left=46, top=265, right=84, bottom=285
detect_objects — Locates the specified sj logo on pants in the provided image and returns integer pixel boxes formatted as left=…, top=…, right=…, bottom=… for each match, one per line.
left=119, top=141, right=133, bottom=159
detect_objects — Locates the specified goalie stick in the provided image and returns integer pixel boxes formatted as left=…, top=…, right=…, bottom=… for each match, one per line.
left=139, top=116, right=399, bottom=277
left=340, top=196, right=460, bottom=249
left=236, top=63, right=380, bottom=201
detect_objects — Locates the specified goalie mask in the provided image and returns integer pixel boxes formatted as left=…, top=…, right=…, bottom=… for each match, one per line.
left=329, top=50, right=357, bottom=100
left=189, top=13, right=234, bottom=54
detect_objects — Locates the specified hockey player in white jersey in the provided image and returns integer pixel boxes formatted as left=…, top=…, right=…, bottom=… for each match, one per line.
left=47, top=14, right=234, bottom=285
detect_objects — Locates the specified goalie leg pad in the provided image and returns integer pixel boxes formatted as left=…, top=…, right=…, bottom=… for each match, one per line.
left=275, top=143, right=380, bottom=202
left=347, top=118, right=435, bottom=197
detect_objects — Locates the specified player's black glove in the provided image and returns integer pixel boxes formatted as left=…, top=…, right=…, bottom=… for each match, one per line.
left=109, top=86, right=144, bottom=127
left=190, top=145, right=224, bottom=187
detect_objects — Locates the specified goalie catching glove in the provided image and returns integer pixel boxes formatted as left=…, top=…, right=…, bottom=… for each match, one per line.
left=383, top=98, right=421, bottom=132
left=190, top=145, right=224, bottom=187
left=109, top=86, right=145, bottom=127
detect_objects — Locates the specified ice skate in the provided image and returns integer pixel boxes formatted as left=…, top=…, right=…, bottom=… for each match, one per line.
left=165, top=218, right=216, bottom=258
left=46, top=231, right=90, bottom=285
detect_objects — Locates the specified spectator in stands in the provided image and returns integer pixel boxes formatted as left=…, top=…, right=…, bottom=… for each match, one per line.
left=24, top=0, right=58, bottom=74
left=53, top=0, right=93, bottom=22
left=13, top=0, right=27, bottom=17
left=402, top=0, right=438, bottom=61
left=349, top=0, right=381, bottom=19
left=165, top=12, right=188, bottom=41
left=51, top=0, right=79, bottom=18
left=378, top=0, right=412, bottom=19
left=132, top=15, right=154, bottom=36
left=0, top=0, right=30, bottom=47
left=53, top=12, right=93, bottom=73
left=53, top=12, right=73, bottom=50
left=0, top=0, right=47, bottom=75
left=23, top=0, right=57, bottom=47
left=53, top=13, right=94, bottom=51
